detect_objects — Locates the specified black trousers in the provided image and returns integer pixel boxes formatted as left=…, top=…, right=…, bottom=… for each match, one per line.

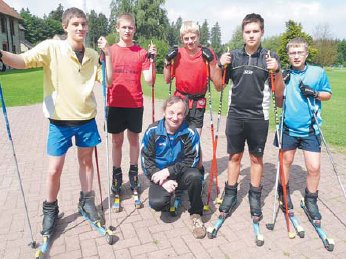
left=148, top=168, right=203, bottom=215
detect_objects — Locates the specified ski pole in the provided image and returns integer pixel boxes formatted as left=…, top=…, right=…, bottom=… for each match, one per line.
left=267, top=51, right=295, bottom=238
left=148, top=40, right=155, bottom=123
left=169, top=59, right=175, bottom=96
left=100, top=53, right=113, bottom=228
left=204, top=60, right=218, bottom=211
left=0, top=83, right=36, bottom=248
left=94, top=147, right=104, bottom=212
left=305, top=96, right=346, bottom=201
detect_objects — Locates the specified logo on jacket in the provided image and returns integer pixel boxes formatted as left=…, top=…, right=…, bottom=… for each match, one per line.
left=243, top=70, right=253, bottom=75
left=198, top=99, right=206, bottom=106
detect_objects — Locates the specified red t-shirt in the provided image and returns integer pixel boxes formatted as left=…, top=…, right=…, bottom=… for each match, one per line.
left=107, top=44, right=150, bottom=108
left=174, top=47, right=217, bottom=95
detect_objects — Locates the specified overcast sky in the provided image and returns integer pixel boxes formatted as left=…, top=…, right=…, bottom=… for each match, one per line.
left=11, top=0, right=346, bottom=42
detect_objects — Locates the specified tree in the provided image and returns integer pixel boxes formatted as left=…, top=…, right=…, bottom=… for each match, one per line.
left=210, top=22, right=222, bottom=55
left=167, top=17, right=182, bottom=47
left=262, top=35, right=281, bottom=53
left=227, top=26, right=243, bottom=50
left=109, top=0, right=136, bottom=31
left=87, top=11, right=109, bottom=48
left=48, top=3, right=64, bottom=22
left=312, top=24, right=337, bottom=66
left=200, top=20, right=210, bottom=46
left=278, top=20, right=317, bottom=67
left=336, top=40, right=346, bottom=66
left=133, top=0, right=169, bottom=41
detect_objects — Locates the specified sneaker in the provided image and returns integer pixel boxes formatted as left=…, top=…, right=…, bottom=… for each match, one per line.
left=190, top=214, right=206, bottom=239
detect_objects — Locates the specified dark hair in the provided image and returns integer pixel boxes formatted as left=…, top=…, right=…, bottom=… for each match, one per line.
left=242, top=13, right=264, bottom=31
left=62, top=7, right=86, bottom=26
left=162, top=96, right=188, bottom=116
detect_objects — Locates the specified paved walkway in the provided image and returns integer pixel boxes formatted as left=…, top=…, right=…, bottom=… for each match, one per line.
left=1, top=86, right=346, bottom=259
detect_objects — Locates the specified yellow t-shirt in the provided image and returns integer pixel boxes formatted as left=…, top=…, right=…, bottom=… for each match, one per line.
left=21, top=39, right=102, bottom=120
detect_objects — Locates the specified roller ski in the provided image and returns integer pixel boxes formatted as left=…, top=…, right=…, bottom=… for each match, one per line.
left=78, top=191, right=116, bottom=245
left=35, top=200, right=63, bottom=259
left=170, top=189, right=183, bottom=217
left=207, top=182, right=237, bottom=239
left=248, top=184, right=264, bottom=246
left=129, top=165, right=143, bottom=209
left=300, top=189, right=334, bottom=251
left=277, top=183, right=305, bottom=238
left=111, top=167, right=122, bottom=212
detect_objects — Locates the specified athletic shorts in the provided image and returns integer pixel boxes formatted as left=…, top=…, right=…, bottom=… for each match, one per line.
left=225, top=117, right=269, bottom=156
left=274, top=130, right=321, bottom=152
left=107, top=107, right=144, bottom=134
left=186, top=107, right=205, bottom=129
left=47, top=119, right=101, bottom=156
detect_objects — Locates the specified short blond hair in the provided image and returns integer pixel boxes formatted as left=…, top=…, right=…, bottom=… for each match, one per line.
left=286, top=37, right=309, bottom=52
left=116, top=13, right=135, bottom=28
left=180, top=21, right=200, bottom=38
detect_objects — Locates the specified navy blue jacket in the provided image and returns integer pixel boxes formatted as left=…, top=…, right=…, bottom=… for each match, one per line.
left=141, top=119, right=200, bottom=180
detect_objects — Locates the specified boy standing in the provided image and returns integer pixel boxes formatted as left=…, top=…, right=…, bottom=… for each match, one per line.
left=107, top=13, right=157, bottom=206
left=214, top=13, right=284, bottom=222
left=277, top=37, right=332, bottom=221
left=1, top=7, right=112, bottom=236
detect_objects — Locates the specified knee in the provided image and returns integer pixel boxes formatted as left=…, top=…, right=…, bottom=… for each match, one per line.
left=230, top=153, right=242, bottom=163
left=128, top=135, right=139, bottom=146
left=185, top=168, right=203, bottom=186
left=307, top=163, right=320, bottom=177
left=112, top=135, right=124, bottom=147
left=149, top=196, right=169, bottom=211
left=249, top=155, right=262, bottom=165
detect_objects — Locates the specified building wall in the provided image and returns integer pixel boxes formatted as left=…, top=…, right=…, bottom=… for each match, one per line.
left=0, top=14, right=21, bottom=54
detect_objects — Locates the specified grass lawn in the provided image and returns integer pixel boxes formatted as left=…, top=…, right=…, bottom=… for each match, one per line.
left=1, top=68, right=345, bottom=152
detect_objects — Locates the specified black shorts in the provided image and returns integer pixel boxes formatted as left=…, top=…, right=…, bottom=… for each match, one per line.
left=225, top=117, right=269, bottom=157
left=107, top=107, right=144, bottom=134
left=186, top=107, right=205, bottom=128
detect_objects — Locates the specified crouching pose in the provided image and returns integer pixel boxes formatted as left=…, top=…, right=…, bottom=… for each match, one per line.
left=141, top=96, right=206, bottom=239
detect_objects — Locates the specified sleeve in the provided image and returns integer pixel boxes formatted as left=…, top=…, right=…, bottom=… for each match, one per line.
left=141, top=48, right=150, bottom=71
left=167, top=129, right=200, bottom=180
left=141, top=126, right=160, bottom=179
left=318, top=69, right=332, bottom=94
left=20, top=39, right=52, bottom=68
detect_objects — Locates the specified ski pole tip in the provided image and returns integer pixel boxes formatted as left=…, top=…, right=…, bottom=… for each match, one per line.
left=288, top=232, right=296, bottom=239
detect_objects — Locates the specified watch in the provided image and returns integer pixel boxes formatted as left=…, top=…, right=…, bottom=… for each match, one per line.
left=217, top=59, right=223, bottom=68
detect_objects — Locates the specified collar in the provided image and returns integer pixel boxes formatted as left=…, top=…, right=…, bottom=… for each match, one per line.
left=241, top=44, right=262, bottom=57
left=156, top=119, right=189, bottom=138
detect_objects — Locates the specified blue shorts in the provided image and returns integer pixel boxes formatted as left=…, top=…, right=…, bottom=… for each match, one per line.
left=47, top=119, right=101, bottom=156
left=274, top=130, right=321, bottom=152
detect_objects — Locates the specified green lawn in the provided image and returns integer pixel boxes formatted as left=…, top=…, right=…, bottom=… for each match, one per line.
left=1, top=68, right=345, bottom=152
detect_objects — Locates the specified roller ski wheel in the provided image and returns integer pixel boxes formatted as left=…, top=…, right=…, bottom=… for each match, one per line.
left=252, top=216, right=264, bottom=246
left=169, top=190, right=183, bottom=217
left=113, top=194, right=121, bottom=212
left=287, top=210, right=304, bottom=238
left=300, top=198, right=334, bottom=251
left=207, top=212, right=228, bottom=239
left=80, top=208, right=116, bottom=245
left=132, top=189, right=142, bottom=209
left=35, top=212, right=64, bottom=258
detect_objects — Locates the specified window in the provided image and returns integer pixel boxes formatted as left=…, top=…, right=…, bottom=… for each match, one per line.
left=10, top=19, right=14, bottom=36
left=1, top=16, right=6, bottom=33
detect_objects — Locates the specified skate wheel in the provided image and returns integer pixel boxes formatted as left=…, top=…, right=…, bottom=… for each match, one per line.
left=325, top=238, right=335, bottom=252
left=35, top=249, right=43, bottom=259
left=105, top=233, right=115, bottom=245
left=297, top=226, right=305, bottom=238
left=288, top=232, right=296, bottom=239
left=135, top=203, right=142, bottom=209
left=256, top=234, right=264, bottom=246
left=203, top=204, right=209, bottom=211
left=169, top=207, right=177, bottom=217
left=265, top=223, right=274, bottom=231
left=215, top=197, right=223, bottom=204
left=207, top=227, right=216, bottom=239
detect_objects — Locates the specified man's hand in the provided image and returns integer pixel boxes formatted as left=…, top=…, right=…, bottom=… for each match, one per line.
left=97, top=36, right=110, bottom=56
left=165, top=47, right=178, bottom=63
left=265, top=55, right=279, bottom=72
left=218, top=52, right=231, bottom=68
left=161, top=180, right=178, bottom=193
left=147, top=41, right=157, bottom=61
left=202, top=47, right=214, bottom=62
left=299, top=82, right=319, bottom=98
left=151, top=168, right=170, bottom=185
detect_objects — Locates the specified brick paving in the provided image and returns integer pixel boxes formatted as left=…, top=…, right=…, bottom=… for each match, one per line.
left=1, top=85, right=346, bottom=258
